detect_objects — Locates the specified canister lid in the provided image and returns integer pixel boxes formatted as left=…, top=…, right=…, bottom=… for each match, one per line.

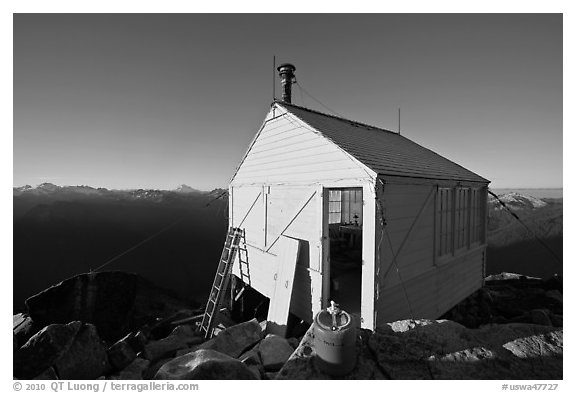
left=315, top=302, right=352, bottom=331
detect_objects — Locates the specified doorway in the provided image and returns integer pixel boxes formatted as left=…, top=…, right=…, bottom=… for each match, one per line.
left=326, top=187, right=363, bottom=317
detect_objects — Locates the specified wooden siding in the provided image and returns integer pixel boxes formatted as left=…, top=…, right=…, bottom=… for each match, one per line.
left=375, top=249, right=485, bottom=324
left=374, top=180, right=485, bottom=326
left=230, top=184, right=324, bottom=323
left=231, top=106, right=375, bottom=186
left=229, top=105, right=376, bottom=324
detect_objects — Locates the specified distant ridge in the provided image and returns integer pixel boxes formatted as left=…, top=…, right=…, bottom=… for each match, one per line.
left=13, top=183, right=228, bottom=208
left=488, top=192, right=548, bottom=210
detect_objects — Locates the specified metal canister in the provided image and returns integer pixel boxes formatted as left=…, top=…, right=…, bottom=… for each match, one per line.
left=313, top=301, right=357, bottom=376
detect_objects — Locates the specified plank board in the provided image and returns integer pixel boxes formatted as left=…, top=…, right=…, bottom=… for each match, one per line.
left=267, top=236, right=301, bottom=337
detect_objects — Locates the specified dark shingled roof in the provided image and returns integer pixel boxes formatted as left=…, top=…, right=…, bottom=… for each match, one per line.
left=277, top=101, right=489, bottom=183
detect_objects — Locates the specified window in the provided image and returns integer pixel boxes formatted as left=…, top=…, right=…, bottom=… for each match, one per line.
left=328, top=189, right=363, bottom=225
left=437, top=186, right=485, bottom=258
left=470, top=188, right=485, bottom=244
left=328, top=190, right=342, bottom=224
left=454, top=188, right=470, bottom=250
left=437, top=188, right=453, bottom=257
left=341, top=189, right=363, bottom=225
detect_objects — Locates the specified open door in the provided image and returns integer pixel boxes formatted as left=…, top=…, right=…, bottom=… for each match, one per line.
left=324, top=187, right=363, bottom=320
left=266, top=235, right=301, bottom=337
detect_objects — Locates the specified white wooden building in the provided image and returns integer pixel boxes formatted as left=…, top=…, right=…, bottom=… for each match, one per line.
left=228, top=64, right=490, bottom=332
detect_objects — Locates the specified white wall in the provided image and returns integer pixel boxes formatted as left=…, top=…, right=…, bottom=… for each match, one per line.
left=229, top=105, right=376, bottom=323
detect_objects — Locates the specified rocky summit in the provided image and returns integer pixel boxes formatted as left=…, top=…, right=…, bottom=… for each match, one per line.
left=13, top=272, right=562, bottom=380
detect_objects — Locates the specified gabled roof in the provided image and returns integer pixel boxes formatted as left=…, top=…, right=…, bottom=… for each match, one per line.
left=276, top=101, right=489, bottom=183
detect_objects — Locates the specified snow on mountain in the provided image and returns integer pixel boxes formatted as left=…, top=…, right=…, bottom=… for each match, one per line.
left=13, top=183, right=221, bottom=203
left=175, top=184, right=203, bottom=194
left=489, top=192, right=547, bottom=210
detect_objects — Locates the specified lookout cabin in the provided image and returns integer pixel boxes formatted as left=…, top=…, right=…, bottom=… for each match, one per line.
left=228, top=64, right=490, bottom=332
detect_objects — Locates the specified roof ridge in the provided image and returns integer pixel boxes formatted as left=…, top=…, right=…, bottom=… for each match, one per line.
left=273, top=100, right=400, bottom=136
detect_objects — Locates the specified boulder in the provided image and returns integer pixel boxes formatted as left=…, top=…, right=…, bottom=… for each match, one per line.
left=247, top=365, right=263, bottom=379
left=143, top=358, right=172, bottom=380
left=32, top=367, right=58, bottom=380
left=143, top=324, right=204, bottom=362
left=545, top=290, right=562, bottom=304
left=386, top=319, right=442, bottom=333
left=154, top=349, right=257, bottom=380
left=25, top=271, right=194, bottom=342
left=132, top=330, right=149, bottom=353
left=239, top=348, right=261, bottom=366
left=287, top=337, right=300, bottom=349
left=259, top=334, right=294, bottom=371
left=109, top=358, right=150, bottom=380
left=550, top=314, right=563, bottom=327
left=197, top=318, right=263, bottom=358
left=108, top=336, right=137, bottom=370
left=264, top=371, right=278, bottom=380
left=530, top=309, right=552, bottom=326
left=13, top=313, right=39, bottom=348
left=375, top=320, right=563, bottom=379
left=53, top=323, right=110, bottom=379
left=175, top=348, right=196, bottom=357
left=14, top=321, right=81, bottom=379
left=502, top=329, right=563, bottom=358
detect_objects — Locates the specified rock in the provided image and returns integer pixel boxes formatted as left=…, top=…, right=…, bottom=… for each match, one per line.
left=287, top=337, right=300, bottom=349
left=108, top=336, right=137, bottom=370
left=132, top=331, right=149, bottom=353
left=25, top=271, right=195, bottom=342
left=247, top=365, right=263, bottom=379
left=109, top=358, right=150, bottom=380
left=545, top=290, right=563, bottom=304
left=530, top=309, right=552, bottom=326
left=13, top=313, right=39, bottom=348
left=388, top=320, right=562, bottom=379
left=259, top=320, right=268, bottom=332
left=149, top=310, right=200, bottom=339
left=543, top=275, right=562, bottom=291
left=143, top=325, right=204, bottom=362
left=14, top=321, right=81, bottom=379
left=264, top=371, right=278, bottom=380
left=175, top=348, right=196, bottom=357
left=386, top=319, right=442, bottom=333
left=197, top=318, right=263, bottom=358
left=259, top=334, right=294, bottom=371
left=502, top=329, right=563, bottom=358
left=550, top=314, right=563, bottom=327
left=239, top=348, right=261, bottom=366
left=53, top=323, right=110, bottom=379
left=154, top=349, right=257, bottom=380
left=32, top=367, right=58, bottom=380
left=143, top=358, right=172, bottom=380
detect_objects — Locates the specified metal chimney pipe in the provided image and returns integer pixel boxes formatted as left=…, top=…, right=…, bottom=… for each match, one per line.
left=277, top=63, right=296, bottom=104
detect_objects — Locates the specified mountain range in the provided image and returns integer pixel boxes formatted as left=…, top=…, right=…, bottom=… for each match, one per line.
left=13, top=183, right=229, bottom=312
left=488, top=192, right=549, bottom=210
left=12, top=185, right=562, bottom=312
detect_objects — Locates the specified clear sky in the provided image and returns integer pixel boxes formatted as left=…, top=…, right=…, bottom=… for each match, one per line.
left=13, top=13, right=562, bottom=190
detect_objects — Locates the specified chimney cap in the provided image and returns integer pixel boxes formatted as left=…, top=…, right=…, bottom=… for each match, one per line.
left=277, top=63, right=296, bottom=73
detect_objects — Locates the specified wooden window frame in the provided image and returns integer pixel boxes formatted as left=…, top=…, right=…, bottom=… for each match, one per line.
left=436, top=186, right=485, bottom=263
left=328, top=190, right=342, bottom=224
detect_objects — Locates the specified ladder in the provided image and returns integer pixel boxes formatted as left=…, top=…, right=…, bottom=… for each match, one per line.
left=200, top=227, right=243, bottom=339
left=237, top=229, right=251, bottom=286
